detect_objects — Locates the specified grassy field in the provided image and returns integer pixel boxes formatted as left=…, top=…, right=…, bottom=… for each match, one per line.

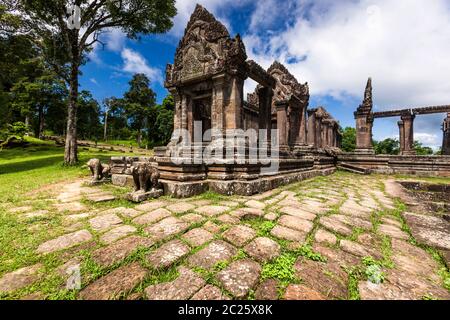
left=0, top=138, right=132, bottom=204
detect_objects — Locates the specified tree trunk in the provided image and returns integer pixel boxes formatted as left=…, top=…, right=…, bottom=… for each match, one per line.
left=137, top=129, right=142, bottom=148
left=64, top=60, right=79, bottom=165
left=24, top=114, right=30, bottom=136
left=38, top=105, right=45, bottom=139
left=103, top=109, right=108, bottom=141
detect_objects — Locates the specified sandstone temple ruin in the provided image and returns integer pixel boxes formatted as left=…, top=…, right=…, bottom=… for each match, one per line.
left=110, top=4, right=450, bottom=198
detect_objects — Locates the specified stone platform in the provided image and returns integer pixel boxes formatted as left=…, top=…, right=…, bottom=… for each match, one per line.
left=338, top=154, right=450, bottom=177
left=110, top=153, right=336, bottom=198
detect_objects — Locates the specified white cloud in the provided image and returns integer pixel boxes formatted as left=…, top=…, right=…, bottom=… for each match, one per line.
left=90, top=78, right=99, bottom=86
left=120, top=48, right=163, bottom=84
left=415, top=133, right=440, bottom=148
left=244, top=0, right=450, bottom=109
left=105, top=29, right=127, bottom=52
left=171, top=0, right=251, bottom=37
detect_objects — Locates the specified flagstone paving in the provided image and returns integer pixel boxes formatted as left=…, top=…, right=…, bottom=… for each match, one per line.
left=2, top=173, right=450, bottom=300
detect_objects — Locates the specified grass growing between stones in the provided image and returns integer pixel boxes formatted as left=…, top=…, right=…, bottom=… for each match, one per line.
left=0, top=141, right=135, bottom=299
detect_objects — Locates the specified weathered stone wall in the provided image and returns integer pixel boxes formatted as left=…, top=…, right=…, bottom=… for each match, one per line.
left=338, top=154, right=450, bottom=177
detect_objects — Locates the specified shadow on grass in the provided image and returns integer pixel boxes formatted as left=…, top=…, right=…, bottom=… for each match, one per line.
left=0, top=155, right=64, bottom=175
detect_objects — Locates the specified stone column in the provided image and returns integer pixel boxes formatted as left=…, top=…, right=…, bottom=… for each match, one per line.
left=258, top=86, right=274, bottom=143
left=398, top=120, right=405, bottom=154
left=307, top=110, right=317, bottom=147
left=211, top=74, right=227, bottom=141
left=169, top=88, right=182, bottom=132
left=276, top=101, right=289, bottom=151
left=442, top=113, right=450, bottom=155
left=224, top=76, right=245, bottom=131
left=354, top=113, right=374, bottom=154
left=327, top=122, right=334, bottom=147
left=315, top=115, right=323, bottom=149
left=321, top=120, right=328, bottom=148
left=401, top=112, right=416, bottom=155
left=295, top=102, right=307, bottom=146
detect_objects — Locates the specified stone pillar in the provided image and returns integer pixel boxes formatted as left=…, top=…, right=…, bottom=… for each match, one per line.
left=211, top=74, right=226, bottom=141
left=401, top=112, right=416, bottom=155
left=354, top=113, right=374, bottom=154
left=307, top=110, right=317, bottom=147
left=442, top=113, right=450, bottom=155
left=258, top=86, right=274, bottom=143
left=169, top=88, right=182, bottom=132
left=354, top=77, right=374, bottom=154
left=321, top=120, right=328, bottom=148
left=297, top=103, right=307, bottom=146
left=276, top=101, right=289, bottom=151
left=327, top=122, right=334, bottom=147
left=225, top=75, right=245, bottom=130
left=398, top=120, right=405, bottom=154
left=315, top=115, right=323, bottom=149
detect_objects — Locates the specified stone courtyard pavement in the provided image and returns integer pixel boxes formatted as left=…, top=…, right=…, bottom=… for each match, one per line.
left=1, top=172, right=449, bottom=300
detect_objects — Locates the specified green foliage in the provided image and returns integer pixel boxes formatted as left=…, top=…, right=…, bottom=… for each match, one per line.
left=362, top=257, right=385, bottom=284
left=413, top=140, right=434, bottom=155
left=373, top=138, right=400, bottom=155
left=341, top=127, right=356, bottom=152
left=295, top=245, right=327, bottom=262
left=77, top=91, right=102, bottom=140
left=257, top=221, right=276, bottom=237
left=153, top=95, right=174, bottom=146
left=261, top=253, right=298, bottom=284
left=2, top=121, right=28, bottom=139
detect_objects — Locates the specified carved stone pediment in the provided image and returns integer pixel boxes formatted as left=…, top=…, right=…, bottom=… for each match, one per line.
left=356, top=78, right=373, bottom=116
left=165, top=4, right=247, bottom=87
left=315, top=106, right=331, bottom=119
left=267, top=61, right=309, bottom=113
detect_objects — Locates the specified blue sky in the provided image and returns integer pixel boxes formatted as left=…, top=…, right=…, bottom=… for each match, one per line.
left=80, top=0, right=450, bottom=150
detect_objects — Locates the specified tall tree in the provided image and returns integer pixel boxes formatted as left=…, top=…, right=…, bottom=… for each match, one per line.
left=341, top=127, right=356, bottom=152
left=373, top=138, right=400, bottom=155
left=154, top=94, right=174, bottom=146
left=77, top=90, right=102, bottom=140
left=413, top=141, right=433, bottom=155
left=123, top=73, right=156, bottom=147
left=10, top=59, right=67, bottom=138
left=17, top=0, right=176, bottom=164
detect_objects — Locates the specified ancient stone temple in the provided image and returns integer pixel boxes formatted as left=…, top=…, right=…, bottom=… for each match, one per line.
left=443, top=113, right=450, bottom=155
left=110, top=5, right=342, bottom=197
left=109, top=4, right=450, bottom=196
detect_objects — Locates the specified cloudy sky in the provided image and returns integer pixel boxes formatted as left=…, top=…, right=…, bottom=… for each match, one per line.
left=80, top=0, right=450, bottom=149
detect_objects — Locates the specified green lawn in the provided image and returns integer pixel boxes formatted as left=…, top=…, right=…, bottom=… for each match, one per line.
left=0, top=138, right=131, bottom=204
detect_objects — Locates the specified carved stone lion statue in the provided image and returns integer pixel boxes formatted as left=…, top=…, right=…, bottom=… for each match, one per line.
left=130, top=162, right=160, bottom=193
left=87, top=159, right=111, bottom=182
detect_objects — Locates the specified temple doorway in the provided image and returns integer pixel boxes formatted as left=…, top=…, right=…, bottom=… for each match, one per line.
left=193, top=97, right=212, bottom=141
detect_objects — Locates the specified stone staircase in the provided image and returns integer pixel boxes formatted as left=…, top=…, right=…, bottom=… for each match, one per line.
left=337, top=162, right=371, bottom=175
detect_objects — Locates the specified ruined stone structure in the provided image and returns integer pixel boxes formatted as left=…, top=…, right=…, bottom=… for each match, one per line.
left=339, top=80, right=450, bottom=176
left=111, top=5, right=341, bottom=197
left=246, top=62, right=341, bottom=152
left=110, top=5, right=450, bottom=195
left=442, top=113, right=450, bottom=155
left=307, top=107, right=341, bottom=150
left=354, top=78, right=374, bottom=154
